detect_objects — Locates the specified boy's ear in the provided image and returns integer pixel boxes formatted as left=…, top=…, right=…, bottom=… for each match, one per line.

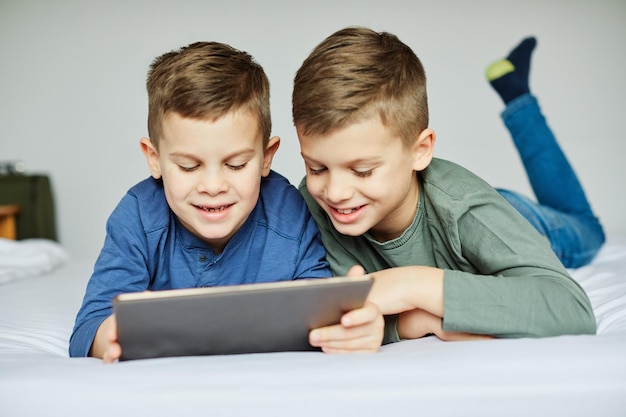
left=262, top=136, right=281, bottom=177
left=140, top=137, right=162, bottom=179
left=411, top=128, right=436, bottom=171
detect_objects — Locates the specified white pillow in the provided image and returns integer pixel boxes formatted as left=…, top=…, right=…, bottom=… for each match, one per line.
left=0, top=238, right=69, bottom=285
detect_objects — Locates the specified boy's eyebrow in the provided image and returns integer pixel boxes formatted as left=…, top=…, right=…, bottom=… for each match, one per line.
left=170, top=147, right=257, bottom=160
left=301, top=152, right=381, bottom=165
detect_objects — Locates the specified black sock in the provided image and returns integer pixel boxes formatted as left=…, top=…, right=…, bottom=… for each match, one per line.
left=486, top=37, right=537, bottom=104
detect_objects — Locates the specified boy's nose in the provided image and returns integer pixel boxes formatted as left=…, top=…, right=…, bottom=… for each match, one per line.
left=197, top=171, right=228, bottom=195
left=324, top=173, right=352, bottom=203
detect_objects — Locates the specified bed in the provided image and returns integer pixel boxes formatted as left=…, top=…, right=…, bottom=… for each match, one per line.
left=1, top=234, right=625, bottom=417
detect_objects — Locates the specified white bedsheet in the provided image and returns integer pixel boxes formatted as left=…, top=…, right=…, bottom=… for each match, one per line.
left=1, top=236, right=625, bottom=416
left=567, top=235, right=626, bottom=334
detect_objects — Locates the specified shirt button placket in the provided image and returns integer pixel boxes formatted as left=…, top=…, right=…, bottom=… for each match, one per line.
left=197, top=253, right=210, bottom=287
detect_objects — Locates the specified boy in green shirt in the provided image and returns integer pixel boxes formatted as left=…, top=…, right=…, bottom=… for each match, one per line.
left=293, top=27, right=601, bottom=353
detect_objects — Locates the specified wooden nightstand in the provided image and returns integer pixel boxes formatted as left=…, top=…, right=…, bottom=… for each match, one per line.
left=0, top=205, right=21, bottom=240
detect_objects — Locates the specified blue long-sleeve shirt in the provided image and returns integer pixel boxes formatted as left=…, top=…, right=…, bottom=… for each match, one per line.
left=69, top=171, right=330, bottom=357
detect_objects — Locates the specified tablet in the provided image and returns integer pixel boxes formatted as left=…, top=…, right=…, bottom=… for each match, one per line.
left=113, top=275, right=373, bottom=360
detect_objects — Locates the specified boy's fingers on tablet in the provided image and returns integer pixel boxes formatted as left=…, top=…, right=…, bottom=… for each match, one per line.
left=309, top=326, right=330, bottom=345
left=103, top=342, right=121, bottom=364
left=316, top=330, right=381, bottom=353
left=310, top=313, right=384, bottom=352
left=310, top=323, right=352, bottom=344
left=346, top=264, right=366, bottom=277
left=107, top=315, right=118, bottom=342
left=341, top=301, right=381, bottom=327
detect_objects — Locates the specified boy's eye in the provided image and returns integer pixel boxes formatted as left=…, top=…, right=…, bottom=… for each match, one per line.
left=353, top=169, right=373, bottom=178
left=307, top=166, right=327, bottom=175
left=178, top=164, right=199, bottom=172
left=227, top=162, right=247, bottom=171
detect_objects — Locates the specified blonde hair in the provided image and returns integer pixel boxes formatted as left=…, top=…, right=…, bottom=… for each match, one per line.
left=292, top=27, right=428, bottom=146
left=147, top=41, right=271, bottom=148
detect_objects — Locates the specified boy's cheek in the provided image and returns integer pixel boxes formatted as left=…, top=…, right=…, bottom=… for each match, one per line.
left=306, top=178, right=323, bottom=197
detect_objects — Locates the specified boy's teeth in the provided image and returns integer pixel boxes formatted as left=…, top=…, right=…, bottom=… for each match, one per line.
left=204, top=206, right=225, bottom=212
left=338, top=208, right=355, bottom=214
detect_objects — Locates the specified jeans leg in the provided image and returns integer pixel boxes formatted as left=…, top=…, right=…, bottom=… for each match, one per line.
left=499, top=94, right=605, bottom=268
left=497, top=189, right=604, bottom=268
left=503, top=94, right=590, bottom=215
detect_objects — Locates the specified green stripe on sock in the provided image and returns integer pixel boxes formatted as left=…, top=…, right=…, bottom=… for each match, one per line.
left=486, top=59, right=515, bottom=81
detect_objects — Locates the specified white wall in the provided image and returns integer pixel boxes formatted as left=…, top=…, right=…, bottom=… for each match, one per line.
left=1, top=0, right=625, bottom=259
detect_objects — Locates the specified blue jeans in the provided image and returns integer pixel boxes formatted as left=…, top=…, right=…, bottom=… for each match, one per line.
left=496, top=94, right=605, bottom=268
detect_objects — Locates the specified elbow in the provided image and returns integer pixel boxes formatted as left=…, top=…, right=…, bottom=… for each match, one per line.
left=555, top=310, right=596, bottom=336
left=537, top=289, right=597, bottom=337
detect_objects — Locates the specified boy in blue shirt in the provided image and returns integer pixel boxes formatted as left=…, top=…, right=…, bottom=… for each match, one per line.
left=70, top=41, right=332, bottom=362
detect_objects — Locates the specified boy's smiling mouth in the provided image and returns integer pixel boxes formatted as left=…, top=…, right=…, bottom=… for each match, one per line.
left=335, top=206, right=362, bottom=215
left=328, top=204, right=366, bottom=223
left=194, top=203, right=234, bottom=213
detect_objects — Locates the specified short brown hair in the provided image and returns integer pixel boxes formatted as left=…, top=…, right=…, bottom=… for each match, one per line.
left=147, top=41, right=271, bottom=148
left=292, top=27, right=428, bottom=145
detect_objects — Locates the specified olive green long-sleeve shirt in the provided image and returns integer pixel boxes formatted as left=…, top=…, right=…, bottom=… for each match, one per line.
left=299, top=158, right=596, bottom=342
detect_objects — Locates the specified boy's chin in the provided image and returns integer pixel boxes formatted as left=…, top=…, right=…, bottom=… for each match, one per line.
left=329, top=219, right=369, bottom=237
